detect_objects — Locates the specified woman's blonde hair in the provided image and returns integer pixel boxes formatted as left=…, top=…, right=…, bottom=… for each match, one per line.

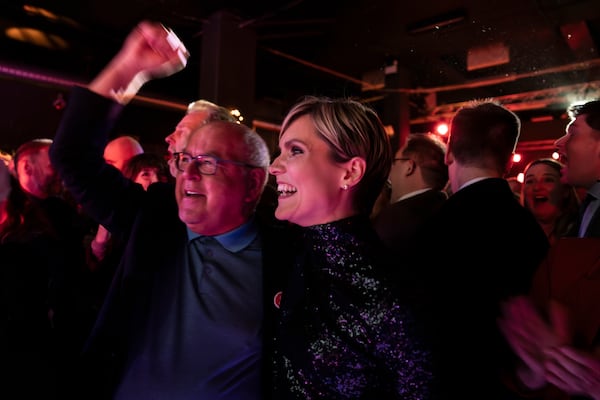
left=281, top=96, right=392, bottom=215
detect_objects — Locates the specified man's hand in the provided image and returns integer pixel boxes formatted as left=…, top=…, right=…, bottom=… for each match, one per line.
left=89, top=20, right=190, bottom=102
left=545, top=346, right=600, bottom=399
left=115, top=21, right=189, bottom=81
left=498, top=296, right=567, bottom=389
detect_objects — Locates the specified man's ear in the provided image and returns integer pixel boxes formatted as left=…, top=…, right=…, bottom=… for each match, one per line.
left=445, top=150, right=454, bottom=166
left=404, top=159, right=416, bottom=176
left=342, top=156, right=366, bottom=189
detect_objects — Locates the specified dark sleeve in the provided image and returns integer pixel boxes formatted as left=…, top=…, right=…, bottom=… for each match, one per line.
left=50, top=86, right=145, bottom=238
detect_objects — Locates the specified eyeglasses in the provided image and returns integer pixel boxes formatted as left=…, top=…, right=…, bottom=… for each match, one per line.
left=173, top=152, right=260, bottom=175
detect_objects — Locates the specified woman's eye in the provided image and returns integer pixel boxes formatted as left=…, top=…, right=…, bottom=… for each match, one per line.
left=290, top=146, right=303, bottom=155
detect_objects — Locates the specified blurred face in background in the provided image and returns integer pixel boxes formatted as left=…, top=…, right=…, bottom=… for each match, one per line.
left=165, top=111, right=214, bottom=157
left=522, top=162, right=565, bottom=223
left=134, top=167, right=161, bottom=191
left=388, top=148, right=412, bottom=201
left=103, top=136, right=143, bottom=172
left=165, top=110, right=212, bottom=177
left=555, top=115, right=600, bottom=189
left=17, top=147, right=61, bottom=198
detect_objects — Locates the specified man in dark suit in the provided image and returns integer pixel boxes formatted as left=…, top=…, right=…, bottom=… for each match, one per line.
left=405, top=100, right=550, bottom=399
left=50, top=21, right=292, bottom=400
left=373, top=132, right=448, bottom=255
left=555, top=99, right=600, bottom=238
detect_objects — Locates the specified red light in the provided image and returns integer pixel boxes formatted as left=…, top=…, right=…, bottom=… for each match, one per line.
left=435, top=122, right=449, bottom=135
left=512, top=153, right=522, bottom=163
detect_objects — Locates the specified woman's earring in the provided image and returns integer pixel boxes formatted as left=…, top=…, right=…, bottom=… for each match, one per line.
left=342, top=184, right=348, bottom=190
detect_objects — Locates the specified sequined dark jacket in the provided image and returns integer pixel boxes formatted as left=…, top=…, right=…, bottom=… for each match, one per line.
left=272, top=216, right=435, bottom=400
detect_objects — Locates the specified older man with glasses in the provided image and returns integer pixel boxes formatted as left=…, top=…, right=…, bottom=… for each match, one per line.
left=50, top=21, right=294, bottom=400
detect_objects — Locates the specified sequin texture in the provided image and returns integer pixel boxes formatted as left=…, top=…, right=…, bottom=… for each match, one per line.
left=272, top=216, right=434, bottom=399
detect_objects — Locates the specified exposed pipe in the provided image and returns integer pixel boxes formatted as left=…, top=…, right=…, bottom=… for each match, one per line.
left=394, top=58, right=600, bottom=94
left=410, top=80, right=600, bottom=124
left=261, top=46, right=600, bottom=95
left=0, top=63, right=86, bottom=89
left=0, top=62, right=188, bottom=111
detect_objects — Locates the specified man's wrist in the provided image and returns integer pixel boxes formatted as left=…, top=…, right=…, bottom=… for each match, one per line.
left=108, top=71, right=149, bottom=104
left=88, top=56, right=143, bottom=102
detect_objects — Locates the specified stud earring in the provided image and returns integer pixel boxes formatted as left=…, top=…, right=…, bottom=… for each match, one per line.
left=342, top=184, right=348, bottom=190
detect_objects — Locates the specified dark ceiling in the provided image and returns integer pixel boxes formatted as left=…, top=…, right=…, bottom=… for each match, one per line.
left=1, top=0, right=600, bottom=132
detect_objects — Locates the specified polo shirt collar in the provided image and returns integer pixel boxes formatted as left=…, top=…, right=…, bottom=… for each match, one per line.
left=186, top=216, right=258, bottom=252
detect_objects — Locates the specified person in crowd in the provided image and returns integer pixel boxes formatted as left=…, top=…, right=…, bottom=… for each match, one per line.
left=498, top=99, right=600, bottom=400
left=49, top=20, right=293, bottom=399
left=555, top=99, right=600, bottom=237
left=0, top=149, right=12, bottom=168
left=14, top=138, right=62, bottom=199
left=122, top=152, right=171, bottom=190
left=373, top=132, right=448, bottom=254
left=103, top=135, right=144, bottom=171
left=268, top=96, right=435, bottom=399
left=0, top=157, right=68, bottom=399
left=89, top=136, right=144, bottom=263
left=13, top=137, right=94, bottom=395
left=521, top=158, right=580, bottom=245
left=403, top=100, right=550, bottom=399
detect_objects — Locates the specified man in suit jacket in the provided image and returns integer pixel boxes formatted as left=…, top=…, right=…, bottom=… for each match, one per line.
left=404, top=100, right=550, bottom=400
left=373, top=132, right=448, bottom=255
left=555, top=99, right=600, bottom=238
left=50, top=21, right=293, bottom=400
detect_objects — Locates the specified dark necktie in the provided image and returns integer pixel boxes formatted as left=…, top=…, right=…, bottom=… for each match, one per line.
left=579, top=193, right=597, bottom=237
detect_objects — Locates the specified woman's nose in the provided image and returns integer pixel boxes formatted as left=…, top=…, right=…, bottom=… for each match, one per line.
left=268, top=156, right=282, bottom=175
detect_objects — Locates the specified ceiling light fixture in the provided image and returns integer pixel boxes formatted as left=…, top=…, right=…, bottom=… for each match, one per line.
left=5, top=27, right=69, bottom=50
